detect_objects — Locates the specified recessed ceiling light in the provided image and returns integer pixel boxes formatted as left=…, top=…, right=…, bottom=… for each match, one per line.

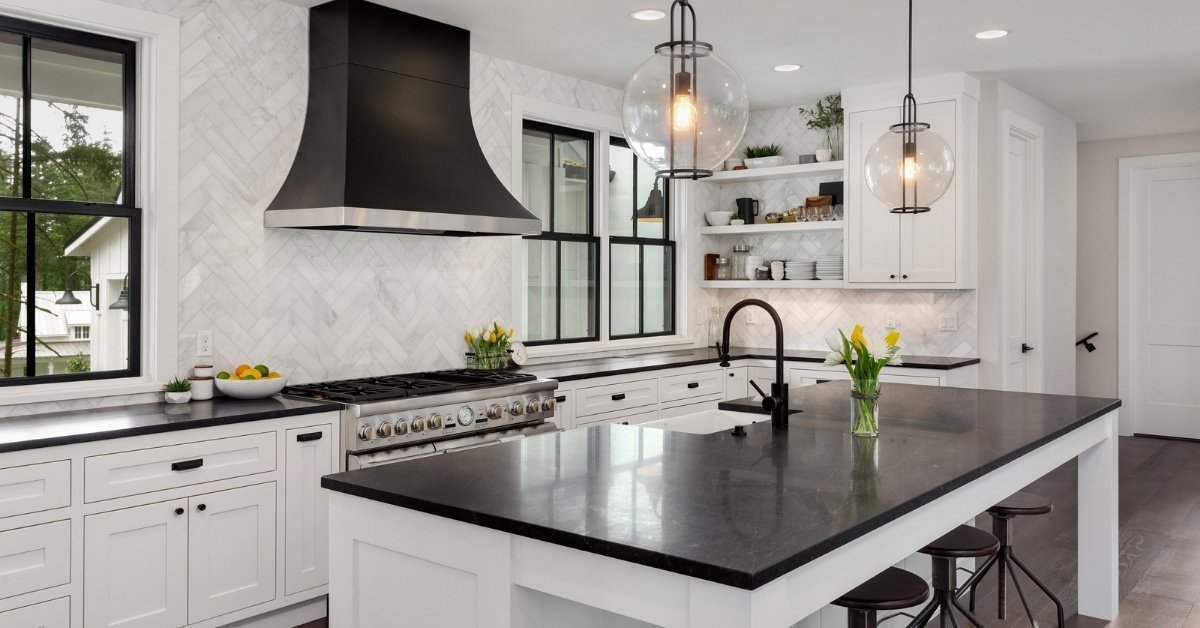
left=975, top=29, right=1009, bottom=39
left=630, top=8, right=666, bottom=21
left=774, top=64, right=802, bottom=72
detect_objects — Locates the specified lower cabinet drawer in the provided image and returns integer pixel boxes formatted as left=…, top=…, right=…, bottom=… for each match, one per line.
left=0, top=460, right=70, bottom=519
left=578, top=408, right=659, bottom=428
left=659, top=370, right=725, bottom=405
left=0, top=596, right=70, bottom=627
left=85, top=432, right=277, bottom=503
left=0, top=520, right=71, bottom=600
left=575, top=379, right=658, bottom=418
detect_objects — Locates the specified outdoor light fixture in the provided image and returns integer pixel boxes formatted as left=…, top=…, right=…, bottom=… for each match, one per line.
left=621, top=0, right=749, bottom=179
left=109, top=274, right=130, bottom=310
left=863, top=0, right=956, bottom=213
left=635, top=179, right=666, bottom=223
left=56, top=271, right=98, bottom=310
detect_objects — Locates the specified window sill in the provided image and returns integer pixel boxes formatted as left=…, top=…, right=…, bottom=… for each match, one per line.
left=526, top=335, right=698, bottom=360
left=0, top=377, right=162, bottom=407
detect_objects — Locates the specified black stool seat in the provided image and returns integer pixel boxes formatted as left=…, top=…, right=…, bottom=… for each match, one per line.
left=834, top=567, right=930, bottom=611
left=921, top=525, right=1000, bottom=558
left=988, top=490, right=1053, bottom=517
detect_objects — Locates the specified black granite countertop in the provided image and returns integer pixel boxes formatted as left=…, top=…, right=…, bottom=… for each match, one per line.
left=0, top=396, right=341, bottom=454
left=322, top=383, right=1119, bottom=590
left=524, top=347, right=979, bottom=382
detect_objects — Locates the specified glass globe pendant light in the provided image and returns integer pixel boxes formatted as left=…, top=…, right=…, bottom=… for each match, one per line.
left=621, top=0, right=749, bottom=179
left=863, top=0, right=955, bottom=213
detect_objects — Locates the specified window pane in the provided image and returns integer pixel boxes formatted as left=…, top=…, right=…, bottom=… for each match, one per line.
left=560, top=240, right=595, bottom=339
left=610, top=243, right=639, bottom=336
left=30, top=38, right=125, bottom=203
left=0, top=211, right=27, bottom=378
left=554, top=135, right=590, bottom=234
left=35, top=214, right=129, bottom=375
left=642, top=245, right=672, bottom=334
left=521, top=129, right=551, bottom=227
left=0, top=33, right=22, bottom=198
left=608, top=142, right=635, bottom=238
left=523, top=239, right=557, bottom=343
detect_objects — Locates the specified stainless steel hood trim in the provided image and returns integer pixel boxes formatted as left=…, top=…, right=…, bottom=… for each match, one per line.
left=264, top=206, right=541, bottom=236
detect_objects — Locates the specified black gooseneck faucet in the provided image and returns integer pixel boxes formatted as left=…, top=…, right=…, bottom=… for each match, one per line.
left=717, top=299, right=789, bottom=431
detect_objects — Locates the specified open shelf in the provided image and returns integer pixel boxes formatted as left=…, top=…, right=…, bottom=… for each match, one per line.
left=698, top=221, right=843, bottom=236
left=705, top=161, right=844, bottom=183
left=700, top=280, right=845, bottom=289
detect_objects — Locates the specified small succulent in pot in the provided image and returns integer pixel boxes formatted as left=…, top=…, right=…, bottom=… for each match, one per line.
left=743, top=144, right=783, bottom=159
left=163, top=376, right=192, bottom=404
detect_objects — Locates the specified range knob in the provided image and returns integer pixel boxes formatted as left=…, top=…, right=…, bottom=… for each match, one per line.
left=376, top=421, right=395, bottom=438
left=410, top=417, right=426, bottom=433
left=542, top=397, right=556, bottom=412
left=486, top=404, right=503, bottom=420
left=394, top=419, right=409, bottom=435
left=509, top=401, right=525, bottom=416
left=527, top=399, right=541, bottom=414
left=428, top=413, right=444, bottom=430
left=358, top=424, right=376, bottom=441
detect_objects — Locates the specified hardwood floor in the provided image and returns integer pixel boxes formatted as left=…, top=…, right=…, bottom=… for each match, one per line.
left=292, top=435, right=1196, bottom=628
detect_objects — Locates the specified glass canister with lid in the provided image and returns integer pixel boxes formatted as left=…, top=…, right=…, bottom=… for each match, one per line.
left=731, top=243, right=751, bottom=280
left=714, top=257, right=731, bottom=280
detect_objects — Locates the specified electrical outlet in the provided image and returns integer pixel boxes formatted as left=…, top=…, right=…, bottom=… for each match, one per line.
left=745, top=310, right=755, bottom=324
left=939, top=313, right=958, bottom=332
left=885, top=313, right=897, bottom=329
left=197, top=330, right=213, bottom=357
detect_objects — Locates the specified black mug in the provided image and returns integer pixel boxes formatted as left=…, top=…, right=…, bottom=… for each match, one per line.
left=735, top=198, right=760, bottom=225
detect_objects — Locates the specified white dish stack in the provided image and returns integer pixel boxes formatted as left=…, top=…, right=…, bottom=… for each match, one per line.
left=784, top=260, right=816, bottom=280
left=816, top=255, right=844, bottom=280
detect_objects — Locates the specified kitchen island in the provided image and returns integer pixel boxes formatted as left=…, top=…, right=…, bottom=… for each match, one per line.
left=321, top=383, right=1120, bottom=627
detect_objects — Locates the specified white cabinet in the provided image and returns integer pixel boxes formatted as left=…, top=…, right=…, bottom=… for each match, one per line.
left=285, top=425, right=332, bottom=595
left=549, top=390, right=573, bottom=428
left=0, top=520, right=71, bottom=600
left=747, top=366, right=779, bottom=398
left=724, top=366, right=747, bottom=400
left=189, top=483, right=277, bottom=623
left=0, top=597, right=70, bottom=628
left=787, top=366, right=940, bottom=388
left=84, top=498, right=189, bottom=628
left=0, top=460, right=70, bottom=519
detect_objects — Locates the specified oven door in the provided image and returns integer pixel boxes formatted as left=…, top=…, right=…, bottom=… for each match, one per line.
left=435, top=422, right=559, bottom=455
left=347, top=443, right=440, bottom=470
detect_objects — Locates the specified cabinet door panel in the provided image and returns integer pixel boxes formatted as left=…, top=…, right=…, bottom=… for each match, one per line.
left=847, top=106, right=903, bottom=283
left=0, top=520, right=70, bottom=600
left=84, top=499, right=188, bottom=628
left=188, top=483, right=276, bottom=623
left=285, top=426, right=332, bottom=595
left=0, top=596, right=70, bottom=628
left=900, top=100, right=958, bottom=283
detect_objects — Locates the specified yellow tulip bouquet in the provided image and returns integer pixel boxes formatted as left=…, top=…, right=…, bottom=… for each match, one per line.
left=824, top=325, right=903, bottom=437
left=465, top=322, right=517, bottom=370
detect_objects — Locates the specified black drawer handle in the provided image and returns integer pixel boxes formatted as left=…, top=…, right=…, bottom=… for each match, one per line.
left=555, top=395, right=567, bottom=403
left=197, top=503, right=206, bottom=512
left=296, top=431, right=323, bottom=442
left=171, top=459, right=203, bottom=472
left=687, top=382, right=700, bottom=389
left=174, top=507, right=184, bottom=516
left=815, top=379, right=832, bottom=384
left=611, top=393, right=626, bottom=401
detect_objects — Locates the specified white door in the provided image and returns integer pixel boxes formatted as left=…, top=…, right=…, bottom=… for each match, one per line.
left=899, top=100, right=958, bottom=284
left=1123, top=153, right=1200, bottom=438
left=84, top=499, right=189, bottom=628
left=847, top=106, right=903, bottom=283
left=188, top=482, right=277, bottom=623
left=285, top=426, right=332, bottom=595
left=1001, top=116, right=1045, bottom=392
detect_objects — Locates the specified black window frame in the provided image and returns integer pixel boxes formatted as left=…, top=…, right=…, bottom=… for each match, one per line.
left=521, top=120, right=600, bottom=346
left=608, top=137, right=676, bottom=340
left=0, top=15, right=141, bottom=386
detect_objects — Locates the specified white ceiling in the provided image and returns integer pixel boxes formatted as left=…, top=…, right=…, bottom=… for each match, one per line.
left=289, top=0, right=1200, bottom=141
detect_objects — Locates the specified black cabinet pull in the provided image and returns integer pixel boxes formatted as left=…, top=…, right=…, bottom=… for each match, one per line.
left=815, top=379, right=831, bottom=384
left=171, top=459, right=203, bottom=472
left=296, top=431, right=323, bottom=442
left=555, top=395, right=567, bottom=403
left=197, top=503, right=207, bottom=512
left=687, top=382, right=700, bottom=389
left=902, top=274, right=909, bottom=279
left=728, top=372, right=735, bottom=377
left=174, top=507, right=184, bottom=516
left=890, top=274, right=896, bottom=279
left=611, top=393, right=626, bottom=401
left=621, top=421, right=629, bottom=425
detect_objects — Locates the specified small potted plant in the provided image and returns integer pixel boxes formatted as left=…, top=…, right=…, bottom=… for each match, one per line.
left=798, top=94, right=844, bottom=161
left=162, top=376, right=192, bottom=404
left=742, top=144, right=785, bottom=169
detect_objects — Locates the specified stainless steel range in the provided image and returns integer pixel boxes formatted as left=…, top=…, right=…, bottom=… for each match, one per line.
left=283, top=370, right=559, bottom=470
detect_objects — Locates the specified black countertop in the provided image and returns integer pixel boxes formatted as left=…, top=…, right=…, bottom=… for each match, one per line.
left=322, top=383, right=1119, bottom=590
left=525, top=347, right=979, bottom=382
left=0, top=396, right=341, bottom=454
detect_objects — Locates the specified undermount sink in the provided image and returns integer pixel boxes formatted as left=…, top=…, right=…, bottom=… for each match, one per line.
left=641, top=409, right=761, bottom=434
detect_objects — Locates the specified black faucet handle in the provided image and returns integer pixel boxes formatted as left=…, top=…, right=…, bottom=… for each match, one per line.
left=716, top=340, right=731, bottom=367
left=749, top=379, right=767, bottom=398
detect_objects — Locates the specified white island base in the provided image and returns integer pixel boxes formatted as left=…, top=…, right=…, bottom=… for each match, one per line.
left=328, top=411, right=1119, bottom=628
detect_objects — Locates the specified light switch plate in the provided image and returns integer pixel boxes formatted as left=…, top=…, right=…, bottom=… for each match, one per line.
left=197, top=330, right=213, bottom=357
left=938, top=313, right=958, bottom=332
left=885, top=313, right=897, bottom=329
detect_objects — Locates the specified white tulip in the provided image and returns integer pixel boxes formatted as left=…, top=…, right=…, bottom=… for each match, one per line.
left=824, top=351, right=845, bottom=365
left=825, top=335, right=842, bottom=353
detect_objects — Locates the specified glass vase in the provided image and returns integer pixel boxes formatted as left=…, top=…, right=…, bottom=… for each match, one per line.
left=466, top=348, right=511, bottom=370
left=850, top=381, right=881, bottom=437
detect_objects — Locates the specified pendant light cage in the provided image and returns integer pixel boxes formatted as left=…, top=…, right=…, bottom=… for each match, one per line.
left=621, top=0, right=749, bottom=180
left=863, top=0, right=955, bottom=213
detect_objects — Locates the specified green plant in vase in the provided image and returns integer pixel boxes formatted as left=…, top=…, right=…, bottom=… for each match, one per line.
left=798, top=94, right=844, bottom=159
left=464, top=322, right=516, bottom=370
left=824, top=325, right=902, bottom=437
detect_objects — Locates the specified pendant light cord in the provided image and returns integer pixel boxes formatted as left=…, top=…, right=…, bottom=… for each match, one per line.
left=907, top=0, right=913, bottom=98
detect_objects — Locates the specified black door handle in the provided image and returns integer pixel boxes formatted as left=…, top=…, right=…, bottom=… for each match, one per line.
left=687, top=382, right=700, bottom=389
left=296, top=431, right=323, bottom=442
left=890, top=274, right=896, bottom=279
left=197, top=504, right=207, bottom=512
left=174, top=507, right=184, bottom=516
left=171, top=459, right=203, bottom=472
left=611, top=393, right=626, bottom=401
left=555, top=395, right=567, bottom=403
left=1021, top=343, right=1035, bottom=353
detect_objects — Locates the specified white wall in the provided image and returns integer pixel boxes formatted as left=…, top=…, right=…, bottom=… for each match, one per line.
left=1076, top=131, right=1200, bottom=398
left=976, top=80, right=1078, bottom=394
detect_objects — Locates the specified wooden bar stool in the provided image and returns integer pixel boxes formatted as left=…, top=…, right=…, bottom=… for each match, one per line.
left=909, top=525, right=999, bottom=627
left=832, top=567, right=930, bottom=628
left=962, top=491, right=1066, bottom=627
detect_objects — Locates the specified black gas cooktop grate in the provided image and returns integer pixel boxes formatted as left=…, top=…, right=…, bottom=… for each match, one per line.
left=283, top=370, right=536, bottom=403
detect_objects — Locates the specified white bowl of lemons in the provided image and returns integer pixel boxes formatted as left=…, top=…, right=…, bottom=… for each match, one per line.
left=214, top=364, right=287, bottom=399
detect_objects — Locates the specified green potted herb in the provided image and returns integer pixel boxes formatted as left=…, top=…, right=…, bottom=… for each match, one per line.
left=162, top=376, right=192, bottom=404
left=742, top=144, right=784, bottom=169
left=798, top=94, right=844, bottom=161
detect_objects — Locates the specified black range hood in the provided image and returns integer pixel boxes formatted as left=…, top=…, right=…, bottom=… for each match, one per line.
left=264, top=0, right=541, bottom=236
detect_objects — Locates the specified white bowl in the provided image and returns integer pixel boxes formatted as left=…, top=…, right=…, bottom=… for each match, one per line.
left=705, top=211, right=734, bottom=226
left=743, top=156, right=785, bottom=169
left=215, top=376, right=287, bottom=399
